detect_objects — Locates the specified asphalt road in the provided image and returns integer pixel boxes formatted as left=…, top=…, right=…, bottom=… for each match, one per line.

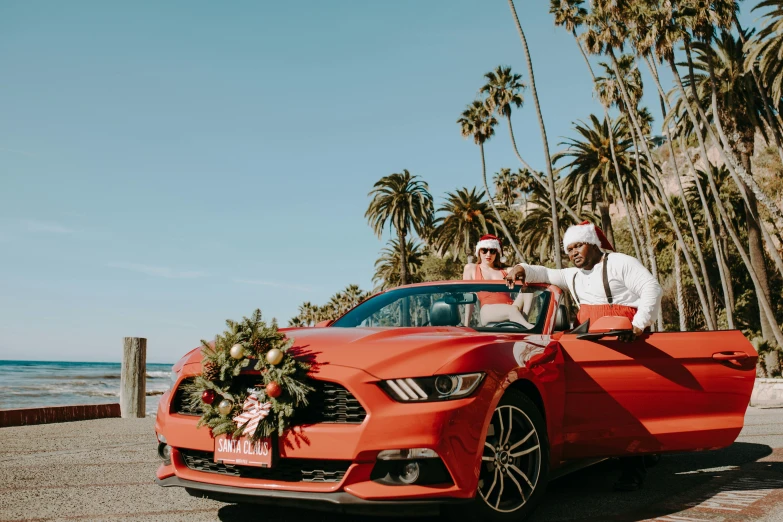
left=1, top=407, right=782, bottom=522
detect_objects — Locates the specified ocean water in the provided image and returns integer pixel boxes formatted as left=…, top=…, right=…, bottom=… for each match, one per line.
left=0, top=360, right=173, bottom=416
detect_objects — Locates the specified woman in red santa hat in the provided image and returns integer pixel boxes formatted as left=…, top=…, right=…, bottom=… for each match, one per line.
left=504, top=220, right=662, bottom=491
left=462, top=234, right=533, bottom=328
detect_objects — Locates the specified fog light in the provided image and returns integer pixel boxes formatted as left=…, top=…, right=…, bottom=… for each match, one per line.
left=157, top=442, right=171, bottom=463
left=399, top=461, right=420, bottom=484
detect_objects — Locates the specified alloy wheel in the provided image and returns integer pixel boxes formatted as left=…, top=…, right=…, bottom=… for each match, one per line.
left=478, top=404, right=542, bottom=513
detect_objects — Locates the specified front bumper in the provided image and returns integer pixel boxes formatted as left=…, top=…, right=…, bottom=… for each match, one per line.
left=157, top=475, right=470, bottom=515
left=156, top=363, right=498, bottom=502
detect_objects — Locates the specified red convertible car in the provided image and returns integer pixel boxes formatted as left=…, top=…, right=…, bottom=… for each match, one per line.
left=155, top=281, right=756, bottom=521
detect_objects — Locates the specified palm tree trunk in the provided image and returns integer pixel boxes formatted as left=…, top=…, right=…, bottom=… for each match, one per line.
left=508, top=0, right=561, bottom=269
left=631, top=129, right=660, bottom=329
left=398, top=229, right=408, bottom=286
left=506, top=116, right=580, bottom=221
left=608, top=48, right=715, bottom=330
left=668, top=57, right=783, bottom=346
left=644, top=54, right=720, bottom=327
left=605, top=109, right=643, bottom=261
left=630, top=125, right=660, bottom=291
left=571, top=30, right=643, bottom=260
left=734, top=16, right=783, bottom=164
left=646, top=54, right=732, bottom=327
left=599, top=201, right=614, bottom=246
left=675, top=243, right=687, bottom=331
left=397, top=229, right=410, bottom=325
left=717, top=225, right=734, bottom=316
left=480, top=143, right=524, bottom=263
left=681, top=43, right=783, bottom=232
left=703, top=56, right=783, bottom=280
left=741, top=153, right=775, bottom=343
left=679, top=132, right=735, bottom=328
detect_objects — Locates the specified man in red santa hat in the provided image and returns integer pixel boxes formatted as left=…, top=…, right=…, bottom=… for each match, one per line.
left=504, top=220, right=662, bottom=491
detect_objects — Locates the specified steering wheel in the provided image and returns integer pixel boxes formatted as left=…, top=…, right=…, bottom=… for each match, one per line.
left=489, top=320, right=530, bottom=330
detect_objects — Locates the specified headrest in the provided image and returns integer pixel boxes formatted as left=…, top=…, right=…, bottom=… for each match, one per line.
left=430, top=299, right=460, bottom=327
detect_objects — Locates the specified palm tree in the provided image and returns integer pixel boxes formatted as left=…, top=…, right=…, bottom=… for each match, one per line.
left=673, top=32, right=783, bottom=343
left=589, top=56, right=646, bottom=261
left=365, top=170, right=433, bottom=286
left=740, top=3, right=783, bottom=163
left=663, top=3, right=783, bottom=234
left=431, top=187, right=499, bottom=259
left=508, top=0, right=563, bottom=268
left=582, top=2, right=716, bottom=330
left=646, top=2, right=783, bottom=346
left=638, top=27, right=732, bottom=330
left=341, top=284, right=370, bottom=310
left=685, top=164, right=746, bottom=322
left=518, top=184, right=585, bottom=264
left=516, top=168, right=535, bottom=213
left=597, top=53, right=717, bottom=325
left=684, top=34, right=783, bottom=272
left=748, top=1, right=783, bottom=111
left=550, top=0, right=656, bottom=273
left=649, top=195, right=697, bottom=331
left=458, top=100, right=523, bottom=261
left=556, top=115, right=626, bottom=245
left=372, top=239, right=425, bottom=291
left=493, top=168, right=520, bottom=208
left=480, top=65, right=581, bottom=224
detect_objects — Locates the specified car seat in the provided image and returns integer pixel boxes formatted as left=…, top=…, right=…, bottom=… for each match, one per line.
left=429, top=299, right=461, bottom=326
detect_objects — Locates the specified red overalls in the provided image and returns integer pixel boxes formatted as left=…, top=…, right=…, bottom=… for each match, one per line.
left=572, top=253, right=638, bottom=326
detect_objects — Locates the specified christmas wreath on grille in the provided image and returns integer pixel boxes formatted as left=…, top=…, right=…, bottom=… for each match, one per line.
left=184, top=309, right=312, bottom=441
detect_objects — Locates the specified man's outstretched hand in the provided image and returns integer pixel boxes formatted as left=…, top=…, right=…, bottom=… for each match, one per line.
left=619, top=326, right=644, bottom=342
left=505, top=265, right=526, bottom=289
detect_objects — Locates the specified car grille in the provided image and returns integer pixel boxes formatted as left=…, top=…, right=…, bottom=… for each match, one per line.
left=179, top=449, right=350, bottom=483
left=172, top=377, right=367, bottom=424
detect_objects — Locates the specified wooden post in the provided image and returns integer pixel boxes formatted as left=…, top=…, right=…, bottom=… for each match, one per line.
left=120, top=337, right=146, bottom=418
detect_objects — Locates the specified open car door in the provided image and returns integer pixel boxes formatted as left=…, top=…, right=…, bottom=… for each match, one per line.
left=556, top=318, right=757, bottom=460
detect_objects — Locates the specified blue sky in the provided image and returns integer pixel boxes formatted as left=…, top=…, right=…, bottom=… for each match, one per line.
left=0, top=1, right=763, bottom=363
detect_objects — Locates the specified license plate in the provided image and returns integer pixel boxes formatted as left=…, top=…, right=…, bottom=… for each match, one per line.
left=214, top=434, right=274, bottom=468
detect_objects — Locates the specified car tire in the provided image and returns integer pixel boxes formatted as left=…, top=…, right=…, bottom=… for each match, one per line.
left=443, top=389, right=549, bottom=522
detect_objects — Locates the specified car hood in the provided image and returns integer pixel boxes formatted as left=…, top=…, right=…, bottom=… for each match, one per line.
left=183, top=326, right=506, bottom=379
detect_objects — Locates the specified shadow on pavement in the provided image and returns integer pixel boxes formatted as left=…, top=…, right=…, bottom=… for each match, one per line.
left=215, top=443, right=777, bottom=522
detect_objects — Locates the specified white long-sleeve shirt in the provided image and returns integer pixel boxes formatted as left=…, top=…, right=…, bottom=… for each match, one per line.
left=520, top=252, right=663, bottom=330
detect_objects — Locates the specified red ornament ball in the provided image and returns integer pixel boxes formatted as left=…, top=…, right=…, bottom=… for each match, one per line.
left=265, top=381, right=282, bottom=398
left=201, top=389, right=217, bottom=405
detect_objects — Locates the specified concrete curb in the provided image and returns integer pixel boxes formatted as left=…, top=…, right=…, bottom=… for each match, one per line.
left=0, top=403, right=121, bottom=427
left=750, top=378, right=783, bottom=408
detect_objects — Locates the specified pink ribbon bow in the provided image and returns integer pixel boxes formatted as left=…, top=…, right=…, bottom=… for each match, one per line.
left=232, top=395, right=272, bottom=436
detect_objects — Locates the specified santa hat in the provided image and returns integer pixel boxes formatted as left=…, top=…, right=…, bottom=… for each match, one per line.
left=475, top=234, right=502, bottom=256
left=562, top=221, right=615, bottom=252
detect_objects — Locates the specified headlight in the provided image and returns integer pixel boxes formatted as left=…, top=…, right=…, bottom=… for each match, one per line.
left=169, top=369, right=180, bottom=389
left=379, top=372, right=485, bottom=402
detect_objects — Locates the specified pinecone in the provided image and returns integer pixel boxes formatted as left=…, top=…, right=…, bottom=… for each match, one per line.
left=252, top=338, right=269, bottom=354
left=202, top=361, right=220, bottom=381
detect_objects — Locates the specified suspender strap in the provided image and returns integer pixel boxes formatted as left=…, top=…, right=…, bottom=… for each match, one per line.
left=571, top=253, right=613, bottom=305
left=602, top=253, right=613, bottom=304
left=571, top=272, right=580, bottom=305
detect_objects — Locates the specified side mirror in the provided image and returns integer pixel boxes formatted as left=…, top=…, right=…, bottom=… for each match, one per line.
left=554, top=304, right=570, bottom=332
left=577, top=316, right=633, bottom=340
left=314, top=319, right=333, bottom=327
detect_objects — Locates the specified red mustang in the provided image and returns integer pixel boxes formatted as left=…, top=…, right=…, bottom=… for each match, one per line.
left=155, top=281, right=756, bottom=521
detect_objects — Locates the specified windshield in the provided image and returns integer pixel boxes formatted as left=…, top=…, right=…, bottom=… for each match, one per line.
left=332, top=283, right=550, bottom=333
